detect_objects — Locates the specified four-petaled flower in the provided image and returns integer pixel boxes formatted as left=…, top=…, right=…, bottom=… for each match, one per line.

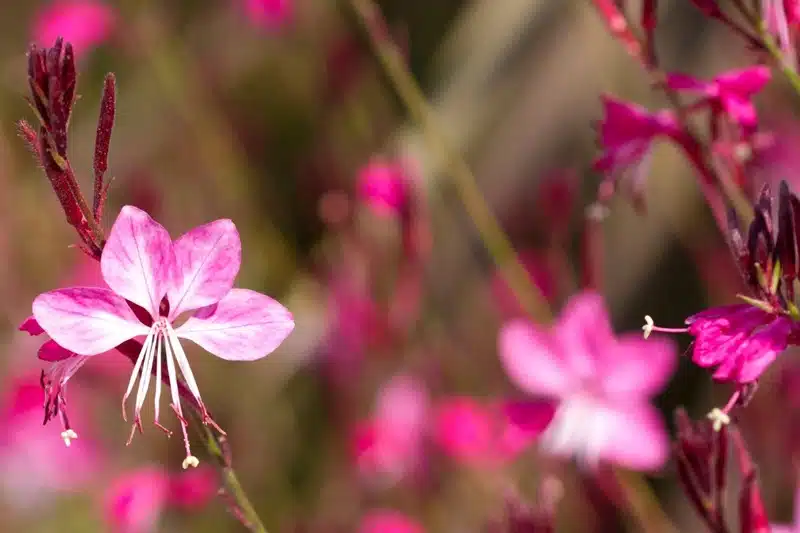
left=665, top=67, right=771, bottom=133
left=646, top=182, right=800, bottom=415
left=31, top=206, right=294, bottom=468
left=499, top=291, right=676, bottom=471
left=593, top=96, right=680, bottom=209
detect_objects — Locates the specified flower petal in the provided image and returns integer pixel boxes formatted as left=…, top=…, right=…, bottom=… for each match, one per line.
left=601, top=334, right=677, bottom=397
left=38, top=340, right=77, bottom=362
left=175, top=288, right=294, bottom=361
left=593, top=403, right=669, bottom=471
left=19, top=316, right=44, bottom=336
left=553, top=291, right=614, bottom=379
left=498, top=319, right=572, bottom=398
left=167, top=219, right=241, bottom=320
left=33, top=287, right=149, bottom=355
left=101, top=205, right=174, bottom=317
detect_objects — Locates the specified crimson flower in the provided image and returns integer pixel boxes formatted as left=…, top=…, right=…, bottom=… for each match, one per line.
left=30, top=205, right=294, bottom=468
left=665, top=67, right=771, bottom=132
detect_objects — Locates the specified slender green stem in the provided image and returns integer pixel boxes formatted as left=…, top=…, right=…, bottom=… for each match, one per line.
left=344, top=0, right=552, bottom=324
left=759, top=22, right=800, bottom=96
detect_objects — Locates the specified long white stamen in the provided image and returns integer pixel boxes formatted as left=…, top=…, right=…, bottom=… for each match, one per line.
left=154, top=332, right=163, bottom=424
left=163, top=327, right=182, bottom=417
left=122, top=327, right=156, bottom=421
left=134, top=327, right=157, bottom=418
left=165, top=322, right=203, bottom=402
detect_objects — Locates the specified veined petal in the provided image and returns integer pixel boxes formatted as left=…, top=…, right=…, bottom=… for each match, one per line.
left=101, top=205, right=174, bottom=317
left=167, top=219, right=241, bottom=320
left=175, top=288, right=294, bottom=361
left=498, top=319, right=572, bottom=398
left=33, top=287, right=149, bottom=355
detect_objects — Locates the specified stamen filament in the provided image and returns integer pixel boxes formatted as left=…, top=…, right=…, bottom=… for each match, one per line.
left=122, top=327, right=156, bottom=422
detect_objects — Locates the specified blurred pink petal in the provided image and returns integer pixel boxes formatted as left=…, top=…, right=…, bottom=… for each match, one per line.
left=105, top=467, right=170, bottom=533
left=357, top=158, right=410, bottom=218
left=33, top=1, right=116, bottom=56
left=353, top=375, right=428, bottom=484
left=167, top=467, right=218, bottom=508
left=244, top=0, right=293, bottom=29
left=359, top=510, right=424, bottom=533
left=0, top=376, right=100, bottom=511
left=498, top=290, right=675, bottom=471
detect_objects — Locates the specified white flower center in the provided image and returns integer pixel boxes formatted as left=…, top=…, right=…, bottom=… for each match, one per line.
left=123, top=317, right=204, bottom=468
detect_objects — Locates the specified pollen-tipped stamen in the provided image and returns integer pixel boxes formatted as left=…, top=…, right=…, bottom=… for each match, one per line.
left=642, top=315, right=688, bottom=339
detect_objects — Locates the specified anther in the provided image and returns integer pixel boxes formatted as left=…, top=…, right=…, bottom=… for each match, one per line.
left=706, top=408, right=730, bottom=432
left=61, top=429, right=78, bottom=447
left=182, top=455, right=199, bottom=469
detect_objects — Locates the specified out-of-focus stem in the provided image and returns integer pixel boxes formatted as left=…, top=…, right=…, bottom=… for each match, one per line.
left=344, top=0, right=552, bottom=324
left=759, top=23, right=800, bottom=96
left=614, top=468, right=680, bottom=533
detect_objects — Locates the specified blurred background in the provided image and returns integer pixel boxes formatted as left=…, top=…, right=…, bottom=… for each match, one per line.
left=0, top=0, right=798, bottom=531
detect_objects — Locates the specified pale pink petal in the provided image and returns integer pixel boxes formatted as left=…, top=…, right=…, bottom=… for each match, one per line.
left=554, top=291, right=614, bottom=378
left=104, top=467, right=169, bottom=533
left=38, top=340, right=77, bottom=362
left=601, top=334, right=677, bottom=398
left=101, top=205, right=174, bottom=318
left=175, top=288, right=294, bottom=361
left=32, top=288, right=148, bottom=355
left=19, top=316, right=44, bottom=336
left=595, top=403, right=669, bottom=471
left=167, top=219, right=241, bottom=320
left=499, top=319, right=573, bottom=398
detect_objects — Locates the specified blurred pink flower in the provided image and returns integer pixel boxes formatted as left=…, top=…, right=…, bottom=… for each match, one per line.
left=31, top=205, right=294, bottom=468
left=359, top=510, right=423, bottom=533
left=352, top=375, right=428, bottom=485
left=772, top=487, right=800, bottom=533
left=593, top=97, right=679, bottom=207
left=499, top=291, right=676, bottom=471
left=433, top=397, right=553, bottom=467
left=357, top=158, right=410, bottom=219
left=244, top=0, right=293, bottom=29
left=0, top=375, right=99, bottom=511
left=665, top=67, right=771, bottom=132
left=33, top=1, right=116, bottom=56
left=104, top=466, right=216, bottom=533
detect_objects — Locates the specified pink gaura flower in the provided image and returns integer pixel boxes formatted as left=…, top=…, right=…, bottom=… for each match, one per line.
left=593, top=97, right=680, bottom=208
left=30, top=205, right=295, bottom=468
left=647, top=183, right=800, bottom=390
left=352, top=375, right=428, bottom=485
left=359, top=509, right=423, bottom=533
left=243, top=0, right=293, bottom=29
left=433, top=396, right=553, bottom=467
left=0, top=376, right=100, bottom=511
left=665, top=67, right=771, bottom=132
left=33, top=1, right=116, bottom=56
left=499, top=291, right=676, bottom=471
left=104, top=466, right=216, bottom=533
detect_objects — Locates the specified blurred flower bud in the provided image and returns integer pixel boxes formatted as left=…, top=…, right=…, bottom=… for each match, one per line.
left=357, top=158, right=410, bottom=219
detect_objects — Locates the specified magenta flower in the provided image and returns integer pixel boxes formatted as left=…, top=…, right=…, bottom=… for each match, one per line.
left=33, top=1, right=116, bottom=57
left=665, top=67, right=771, bottom=132
left=352, top=374, right=428, bottom=486
left=31, top=206, right=294, bottom=468
left=104, top=466, right=216, bottom=533
left=499, top=291, right=676, bottom=471
left=359, top=510, right=424, bottom=533
left=647, top=183, right=800, bottom=392
left=593, top=96, right=680, bottom=208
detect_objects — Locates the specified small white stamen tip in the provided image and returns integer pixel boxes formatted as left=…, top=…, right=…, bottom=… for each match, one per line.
left=182, top=455, right=200, bottom=469
left=706, top=408, right=731, bottom=432
left=61, top=429, right=78, bottom=447
left=642, top=315, right=654, bottom=339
